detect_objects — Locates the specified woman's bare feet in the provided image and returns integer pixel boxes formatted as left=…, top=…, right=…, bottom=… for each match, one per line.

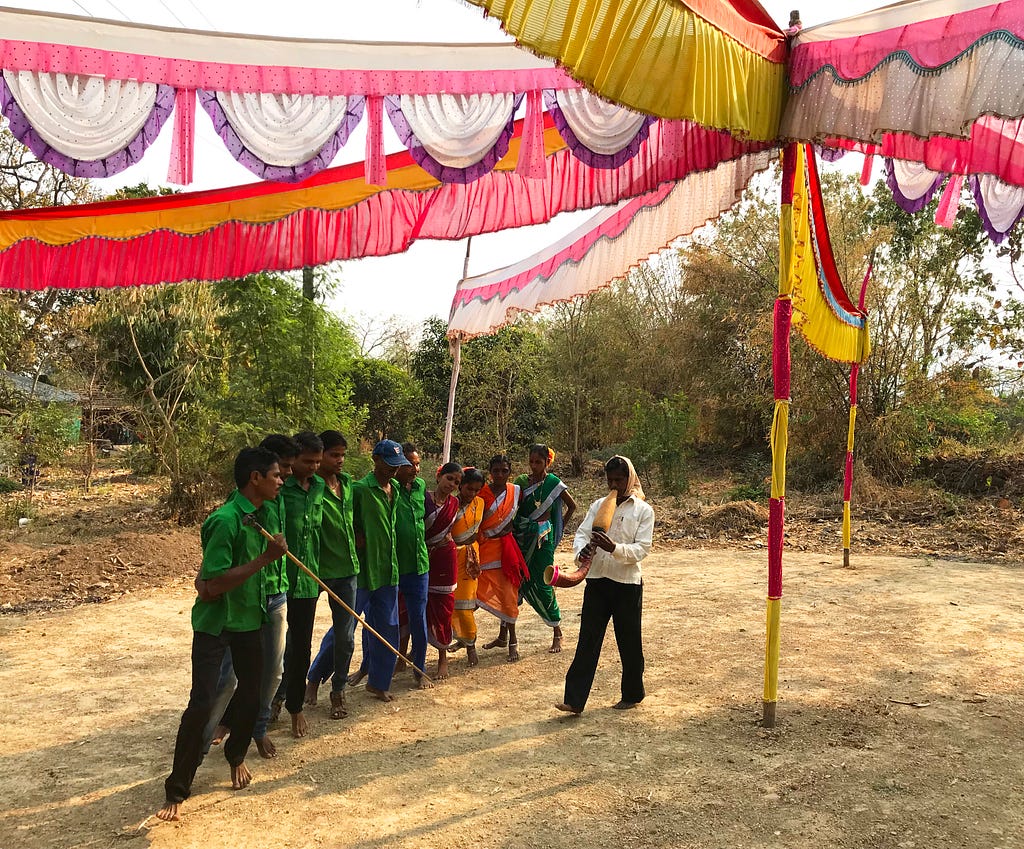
left=231, top=761, right=253, bottom=790
left=508, top=641, right=520, bottom=663
left=414, top=673, right=435, bottom=690
left=291, top=711, right=308, bottom=738
left=210, top=724, right=229, bottom=745
left=347, top=665, right=368, bottom=687
left=254, top=735, right=277, bottom=758
left=549, top=626, right=563, bottom=654
left=366, top=685, right=394, bottom=702
left=555, top=702, right=582, bottom=715
left=304, top=680, right=319, bottom=706
left=437, top=650, right=450, bottom=680
left=467, top=645, right=479, bottom=667
left=155, top=802, right=180, bottom=822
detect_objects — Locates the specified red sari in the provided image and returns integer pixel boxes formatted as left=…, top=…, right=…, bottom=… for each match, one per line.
left=424, top=491, right=459, bottom=649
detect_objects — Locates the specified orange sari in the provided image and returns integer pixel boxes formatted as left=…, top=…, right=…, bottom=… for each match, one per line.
left=475, top=483, right=522, bottom=625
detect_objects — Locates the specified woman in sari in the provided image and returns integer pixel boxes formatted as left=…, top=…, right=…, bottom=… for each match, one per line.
left=478, top=454, right=529, bottom=663
left=513, top=444, right=577, bottom=653
left=425, top=462, right=462, bottom=679
left=451, top=468, right=485, bottom=666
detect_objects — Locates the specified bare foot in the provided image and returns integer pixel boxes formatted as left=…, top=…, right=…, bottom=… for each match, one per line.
left=155, top=802, right=180, bottom=822
left=483, top=638, right=507, bottom=649
left=347, top=666, right=368, bottom=687
left=329, top=691, right=348, bottom=720
left=555, top=702, right=582, bottom=716
left=254, top=735, right=277, bottom=758
left=437, top=653, right=450, bottom=680
left=304, top=680, right=319, bottom=706
left=508, top=641, right=520, bottom=663
left=414, top=673, right=435, bottom=690
left=549, top=627, right=563, bottom=654
left=269, top=698, right=283, bottom=723
left=231, top=761, right=253, bottom=790
left=210, top=724, right=229, bottom=746
left=291, top=711, right=308, bottom=738
left=366, top=685, right=394, bottom=702
left=467, top=645, right=479, bottom=667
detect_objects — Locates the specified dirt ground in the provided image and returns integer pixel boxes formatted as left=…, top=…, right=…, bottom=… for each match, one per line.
left=1, top=544, right=1022, bottom=849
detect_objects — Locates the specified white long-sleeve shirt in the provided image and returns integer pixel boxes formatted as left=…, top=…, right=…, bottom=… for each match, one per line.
left=572, top=495, right=655, bottom=585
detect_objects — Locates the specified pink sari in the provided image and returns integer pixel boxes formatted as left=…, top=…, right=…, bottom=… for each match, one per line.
left=424, top=491, right=459, bottom=649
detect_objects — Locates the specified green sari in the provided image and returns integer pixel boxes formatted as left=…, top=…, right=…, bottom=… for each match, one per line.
left=513, top=472, right=567, bottom=627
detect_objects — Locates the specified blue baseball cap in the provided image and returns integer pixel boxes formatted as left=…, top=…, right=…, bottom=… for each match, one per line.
left=372, top=439, right=412, bottom=467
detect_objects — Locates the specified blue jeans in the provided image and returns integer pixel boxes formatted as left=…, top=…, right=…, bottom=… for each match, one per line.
left=203, top=592, right=288, bottom=747
left=398, top=570, right=429, bottom=677
left=355, top=585, right=399, bottom=692
left=309, top=628, right=336, bottom=687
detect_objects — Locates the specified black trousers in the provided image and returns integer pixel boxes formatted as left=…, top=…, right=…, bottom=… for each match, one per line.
left=284, top=596, right=318, bottom=715
left=164, top=629, right=262, bottom=804
left=563, top=578, right=644, bottom=710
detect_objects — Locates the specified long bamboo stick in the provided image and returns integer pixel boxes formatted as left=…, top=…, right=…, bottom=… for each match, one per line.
left=242, top=514, right=433, bottom=683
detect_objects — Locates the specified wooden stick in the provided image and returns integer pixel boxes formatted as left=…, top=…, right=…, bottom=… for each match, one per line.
left=243, top=514, right=433, bottom=683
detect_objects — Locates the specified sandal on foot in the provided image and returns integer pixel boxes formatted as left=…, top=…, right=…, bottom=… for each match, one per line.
left=329, top=691, right=348, bottom=720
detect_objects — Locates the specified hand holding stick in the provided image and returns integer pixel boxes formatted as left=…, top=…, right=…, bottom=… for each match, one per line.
left=242, top=514, right=432, bottom=683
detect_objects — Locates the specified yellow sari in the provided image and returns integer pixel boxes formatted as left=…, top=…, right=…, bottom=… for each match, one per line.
left=451, top=496, right=483, bottom=646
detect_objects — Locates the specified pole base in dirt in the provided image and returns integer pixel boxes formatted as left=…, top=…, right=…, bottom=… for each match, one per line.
left=843, top=548, right=850, bottom=569
left=762, top=701, right=776, bottom=728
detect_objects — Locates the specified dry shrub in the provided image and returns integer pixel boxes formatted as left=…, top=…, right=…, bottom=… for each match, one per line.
left=701, top=499, right=769, bottom=535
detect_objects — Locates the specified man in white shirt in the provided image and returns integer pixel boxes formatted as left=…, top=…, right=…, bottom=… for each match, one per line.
left=556, top=455, right=655, bottom=715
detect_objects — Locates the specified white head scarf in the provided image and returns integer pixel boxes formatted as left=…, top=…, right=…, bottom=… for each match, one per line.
left=610, top=455, right=645, bottom=501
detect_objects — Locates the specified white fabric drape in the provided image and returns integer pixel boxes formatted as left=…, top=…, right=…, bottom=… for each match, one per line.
left=976, top=174, right=1024, bottom=233
left=399, top=93, right=515, bottom=168
left=554, top=89, right=647, bottom=154
left=891, top=158, right=944, bottom=201
left=215, top=91, right=351, bottom=166
left=3, top=69, right=157, bottom=159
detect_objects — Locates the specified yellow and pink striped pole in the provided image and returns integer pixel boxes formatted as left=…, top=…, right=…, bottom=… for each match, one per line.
left=763, top=144, right=798, bottom=729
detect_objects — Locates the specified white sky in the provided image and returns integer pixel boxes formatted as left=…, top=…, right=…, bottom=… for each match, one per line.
left=3, top=0, right=886, bottom=331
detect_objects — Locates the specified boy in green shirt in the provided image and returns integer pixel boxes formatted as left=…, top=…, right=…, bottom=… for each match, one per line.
left=348, top=439, right=410, bottom=702
left=157, top=447, right=287, bottom=823
left=395, top=442, right=431, bottom=688
left=280, top=431, right=325, bottom=739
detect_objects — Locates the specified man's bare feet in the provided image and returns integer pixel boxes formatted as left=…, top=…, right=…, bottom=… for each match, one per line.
left=414, top=673, right=435, bottom=690
left=437, top=651, right=450, bottom=680
left=304, top=680, right=319, bottom=706
left=269, top=698, right=283, bottom=723
left=549, top=626, right=563, bottom=654
left=210, top=724, right=229, bottom=745
left=366, top=684, right=395, bottom=702
left=254, top=735, right=277, bottom=758
left=508, top=641, right=520, bottom=663
left=329, top=691, right=348, bottom=720
left=467, top=645, right=479, bottom=667
left=231, top=761, right=253, bottom=790
left=291, top=711, right=308, bottom=738
left=347, top=665, right=368, bottom=687
left=555, top=702, right=582, bottom=715
left=155, top=802, right=180, bottom=822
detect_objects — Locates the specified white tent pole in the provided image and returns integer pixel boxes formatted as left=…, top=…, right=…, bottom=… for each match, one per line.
left=442, top=237, right=472, bottom=463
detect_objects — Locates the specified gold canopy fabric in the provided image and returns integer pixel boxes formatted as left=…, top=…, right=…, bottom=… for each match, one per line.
left=466, top=0, right=787, bottom=140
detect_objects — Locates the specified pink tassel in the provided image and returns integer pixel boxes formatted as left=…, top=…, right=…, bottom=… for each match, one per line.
left=167, top=88, right=195, bottom=186
left=935, top=173, right=964, bottom=228
left=515, top=90, right=545, bottom=180
left=365, top=95, right=387, bottom=187
left=859, top=151, right=874, bottom=186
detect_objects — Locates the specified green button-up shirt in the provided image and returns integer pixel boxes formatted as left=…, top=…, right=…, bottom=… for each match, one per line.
left=261, top=493, right=289, bottom=596
left=353, top=471, right=399, bottom=591
left=320, top=472, right=359, bottom=580
left=395, top=476, right=429, bottom=576
left=281, top=474, right=325, bottom=599
left=192, top=490, right=268, bottom=635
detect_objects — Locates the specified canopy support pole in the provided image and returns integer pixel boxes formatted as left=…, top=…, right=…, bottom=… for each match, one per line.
left=442, top=238, right=472, bottom=463
left=764, top=145, right=798, bottom=729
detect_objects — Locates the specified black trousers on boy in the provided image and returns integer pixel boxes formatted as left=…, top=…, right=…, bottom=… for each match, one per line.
left=284, top=596, right=318, bottom=715
left=563, top=577, right=644, bottom=711
left=164, top=628, right=262, bottom=804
